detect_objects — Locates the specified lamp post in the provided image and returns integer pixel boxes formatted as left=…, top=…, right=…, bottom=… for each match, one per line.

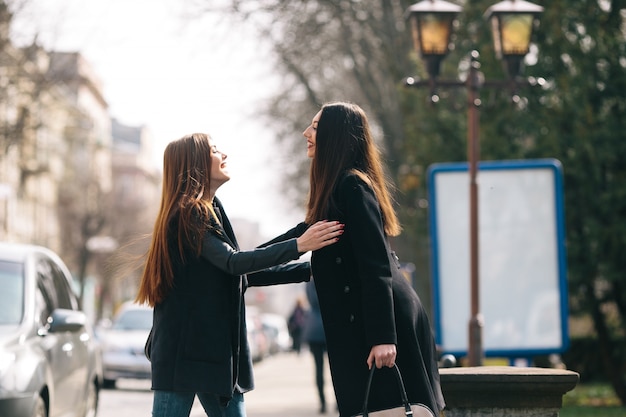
left=405, top=0, right=543, bottom=367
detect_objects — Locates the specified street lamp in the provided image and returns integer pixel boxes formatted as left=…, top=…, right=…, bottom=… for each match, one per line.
left=406, top=0, right=461, bottom=81
left=486, top=0, right=544, bottom=79
left=405, top=0, right=543, bottom=367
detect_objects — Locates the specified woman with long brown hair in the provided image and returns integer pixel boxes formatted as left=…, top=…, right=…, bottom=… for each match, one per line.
left=267, top=102, right=444, bottom=416
left=136, top=133, right=342, bottom=417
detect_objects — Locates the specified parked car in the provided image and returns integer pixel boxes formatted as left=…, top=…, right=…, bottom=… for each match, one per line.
left=0, top=242, right=102, bottom=417
left=96, top=302, right=152, bottom=388
left=246, top=306, right=269, bottom=362
left=261, top=313, right=292, bottom=355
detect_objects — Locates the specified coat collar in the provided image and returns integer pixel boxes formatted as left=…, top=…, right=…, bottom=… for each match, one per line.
left=212, top=197, right=239, bottom=250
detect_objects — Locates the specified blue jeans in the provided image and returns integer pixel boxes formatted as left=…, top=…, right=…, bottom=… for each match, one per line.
left=152, top=390, right=246, bottom=417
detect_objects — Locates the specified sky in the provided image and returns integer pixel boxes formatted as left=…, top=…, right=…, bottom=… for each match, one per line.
left=11, top=0, right=304, bottom=238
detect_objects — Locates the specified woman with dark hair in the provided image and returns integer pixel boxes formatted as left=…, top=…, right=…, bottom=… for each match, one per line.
left=135, top=133, right=343, bottom=417
left=267, top=102, right=445, bottom=416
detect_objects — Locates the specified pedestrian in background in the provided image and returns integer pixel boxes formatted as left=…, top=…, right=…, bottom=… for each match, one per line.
left=135, top=133, right=343, bottom=417
left=288, top=297, right=307, bottom=354
left=303, top=278, right=329, bottom=414
left=263, top=102, right=445, bottom=417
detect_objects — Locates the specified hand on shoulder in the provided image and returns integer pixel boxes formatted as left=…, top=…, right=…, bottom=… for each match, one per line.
left=296, top=221, right=344, bottom=252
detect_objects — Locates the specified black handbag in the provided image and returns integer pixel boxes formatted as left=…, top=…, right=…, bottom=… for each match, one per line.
left=352, top=364, right=435, bottom=417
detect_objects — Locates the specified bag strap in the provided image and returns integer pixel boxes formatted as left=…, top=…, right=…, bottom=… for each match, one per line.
left=144, top=327, right=153, bottom=361
left=362, top=364, right=413, bottom=417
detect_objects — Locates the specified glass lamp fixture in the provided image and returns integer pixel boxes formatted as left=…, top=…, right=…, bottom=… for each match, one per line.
left=405, top=0, right=462, bottom=78
left=485, top=0, right=544, bottom=77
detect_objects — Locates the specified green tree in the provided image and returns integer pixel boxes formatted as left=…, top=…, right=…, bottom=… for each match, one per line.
left=527, top=0, right=626, bottom=403
left=405, top=0, right=626, bottom=402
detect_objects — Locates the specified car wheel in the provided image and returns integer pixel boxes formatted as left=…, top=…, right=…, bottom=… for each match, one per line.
left=32, top=395, right=47, bottom=417
left=103, top=378, right=116, bottom=389
left=84, top=379, right=99, bottom=417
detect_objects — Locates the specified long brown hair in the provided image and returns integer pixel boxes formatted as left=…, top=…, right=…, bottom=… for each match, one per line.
left=136, top=133, right=217, bottom=306
left=305, top=102, right=401, bottom=236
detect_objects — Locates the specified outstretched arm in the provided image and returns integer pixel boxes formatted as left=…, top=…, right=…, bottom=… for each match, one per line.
left=247, top=262, right=311, bottom=287
left=202, top=220, right=342, bottom=275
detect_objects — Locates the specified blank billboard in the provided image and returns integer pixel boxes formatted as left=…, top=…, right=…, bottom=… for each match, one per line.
left=427, top=159, right=568, bottom=358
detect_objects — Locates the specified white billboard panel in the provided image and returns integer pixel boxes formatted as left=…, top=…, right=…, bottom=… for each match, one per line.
left=428, top=159, right=568, bottom=358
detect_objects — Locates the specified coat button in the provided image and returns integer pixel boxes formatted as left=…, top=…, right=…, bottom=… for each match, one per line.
left=335, top=257, right=342, bottom=264
left=344, top=285, right=350, bottom=293
left=349, top=314, right=355, bottom=322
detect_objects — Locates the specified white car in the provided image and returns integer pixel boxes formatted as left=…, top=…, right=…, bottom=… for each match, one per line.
left=97, top=302, right=152, bottom=388
left=246, top=305, right=269, bottom=362
left=261, top=313, right=292, bottom=355
left=0, top=242, right=102, bottom=417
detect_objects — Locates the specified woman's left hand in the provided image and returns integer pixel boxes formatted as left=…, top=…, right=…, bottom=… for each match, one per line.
left=367, top=344, right=397, bottom=369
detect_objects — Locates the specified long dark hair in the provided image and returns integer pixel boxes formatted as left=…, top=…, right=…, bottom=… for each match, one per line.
left=305, top=102, right=400, bottom=236
left=136, top=133, right=217, bottom=306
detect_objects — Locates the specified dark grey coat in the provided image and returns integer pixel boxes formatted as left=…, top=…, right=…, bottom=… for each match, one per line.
left=267, top=173, right=445, bottom=417
left=148, top=198, right=310, bottom=399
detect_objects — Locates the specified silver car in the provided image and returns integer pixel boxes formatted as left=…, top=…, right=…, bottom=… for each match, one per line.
left=0, top=242, right=102, bottom=417
left=97, top=302, right=152, bottom=388
left=261, top=313, right=292, bottom=355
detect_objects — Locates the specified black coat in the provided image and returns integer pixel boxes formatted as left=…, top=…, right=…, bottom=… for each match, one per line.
left=148, top=198, right=310, bottom=398
left=269, top=173, right=445, bottom=417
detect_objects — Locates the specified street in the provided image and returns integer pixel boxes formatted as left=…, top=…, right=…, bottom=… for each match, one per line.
left=97, top=351, right=337, bottom=417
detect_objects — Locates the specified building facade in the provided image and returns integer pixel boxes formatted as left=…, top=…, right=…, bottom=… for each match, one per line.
left=1, top=19, right=161, bottom=320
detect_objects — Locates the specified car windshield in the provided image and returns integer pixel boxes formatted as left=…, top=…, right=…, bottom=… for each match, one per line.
left=113, top=309, right=153, bottom=331
left=0, top=260, right=24, bottom=325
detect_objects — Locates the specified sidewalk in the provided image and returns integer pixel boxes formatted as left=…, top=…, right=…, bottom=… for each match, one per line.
left=191, top=351, right=337, bottom=417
